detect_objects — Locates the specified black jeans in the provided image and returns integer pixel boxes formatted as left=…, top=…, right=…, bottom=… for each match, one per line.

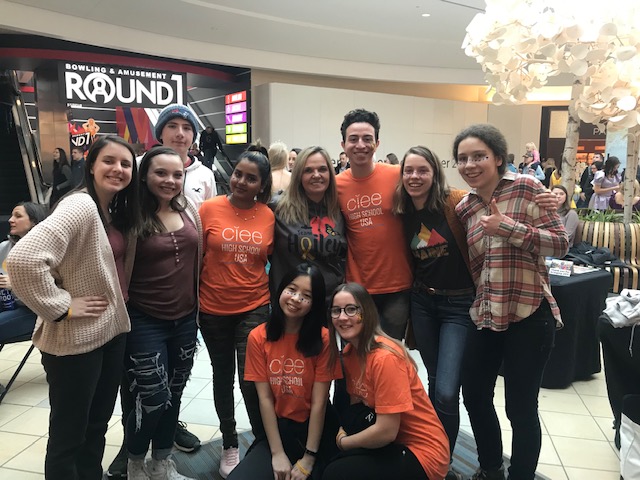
left=462, top=300, right=555, bottom=480
left=41, top=333, right=126, bottom=480
left=199, top=304, right=269, bottom=447
left=228, top=406, right=340, bottom=480
left=321, top=443, right=427, bottom=480
left=372, top=289, right=411, bottom=341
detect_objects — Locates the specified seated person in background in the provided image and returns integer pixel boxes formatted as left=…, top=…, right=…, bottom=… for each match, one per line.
left=553, top=185, right=579, bottom=247
left=549, top=168, right=577, bottom=209
left=609, top=179, right=640, bottom=211
left=0, top=201, right=48, bottom=327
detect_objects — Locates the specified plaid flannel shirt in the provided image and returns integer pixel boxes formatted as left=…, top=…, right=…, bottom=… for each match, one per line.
left=455, top=172, right=569, bottom=331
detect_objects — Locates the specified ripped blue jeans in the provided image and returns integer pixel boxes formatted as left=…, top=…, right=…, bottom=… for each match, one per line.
left=124, top=305, right=197, bottom=460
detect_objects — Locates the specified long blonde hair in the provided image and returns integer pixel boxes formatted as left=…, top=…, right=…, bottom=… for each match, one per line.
left=268, top=141, right=288, bottom=170
left=275, top=146, right=340, bottom=225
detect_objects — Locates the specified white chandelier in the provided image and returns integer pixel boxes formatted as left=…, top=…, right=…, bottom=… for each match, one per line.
left=462, top=0, right=640, bottom=130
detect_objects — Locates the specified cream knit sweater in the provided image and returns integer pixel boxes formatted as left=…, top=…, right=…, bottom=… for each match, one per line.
left=6, top=193, right=130, bottom=356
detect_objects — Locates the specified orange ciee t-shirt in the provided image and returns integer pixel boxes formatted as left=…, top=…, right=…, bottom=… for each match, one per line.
left=245, top=324, right=340, bottom=423
left=336, top=163, right=411, bottom=294
left=199, top=195, right=275, bottom=315
left=342, top=336, right=449, bottom=480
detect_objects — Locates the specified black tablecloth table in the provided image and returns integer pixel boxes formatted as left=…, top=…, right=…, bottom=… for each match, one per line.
left=541, top=269, right=612, bottom=388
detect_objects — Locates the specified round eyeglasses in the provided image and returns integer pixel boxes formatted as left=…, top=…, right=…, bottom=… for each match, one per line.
left=329, top=304, right=361, bottom=319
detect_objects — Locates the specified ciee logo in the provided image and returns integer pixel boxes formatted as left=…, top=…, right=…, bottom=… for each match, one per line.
left=346, top=193, right=382, bottom=211
left=222, top=226, right=263, bottom=244
left=269, top=357, right=305, bottom=375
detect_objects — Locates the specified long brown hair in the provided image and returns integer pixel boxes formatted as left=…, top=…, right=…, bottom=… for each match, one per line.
left=393, top=145, right=449, bottom=215
left=552, top=185, right=571, bottom=216
left=327, top=283, right=417, bottom=375
left=137, top=146, right=186, bottom=238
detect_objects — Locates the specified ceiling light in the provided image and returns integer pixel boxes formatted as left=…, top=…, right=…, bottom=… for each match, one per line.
left=421, top=13, right=431, bottom=17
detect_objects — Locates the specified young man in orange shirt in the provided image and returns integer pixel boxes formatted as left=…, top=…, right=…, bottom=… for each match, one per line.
left=335, top=109, right=412, bottom=340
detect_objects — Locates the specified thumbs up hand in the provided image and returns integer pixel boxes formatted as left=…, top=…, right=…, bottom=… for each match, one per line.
left=480, top=199, right=503, bottom=235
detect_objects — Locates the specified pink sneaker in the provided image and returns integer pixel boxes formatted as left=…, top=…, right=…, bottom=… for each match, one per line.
left=218, top=446, right=240, bottom=478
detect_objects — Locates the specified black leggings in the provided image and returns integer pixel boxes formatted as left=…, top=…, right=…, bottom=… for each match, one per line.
left=228, top=409, right=340, bottom=480
left=321, top=443, right=428, bottom=480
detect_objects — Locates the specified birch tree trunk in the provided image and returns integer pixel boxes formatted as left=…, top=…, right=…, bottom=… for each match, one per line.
left=624, top=126, right=639, bottom=223
left=561, top=80, right=583, bottom=199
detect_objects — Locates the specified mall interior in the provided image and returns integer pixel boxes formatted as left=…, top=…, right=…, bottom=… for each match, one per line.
left=0, top=1, right=629, bottom=479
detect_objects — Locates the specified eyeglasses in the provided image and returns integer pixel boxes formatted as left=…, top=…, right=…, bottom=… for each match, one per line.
left=456, top=153, right=490, bottom=165
left=402, top=169, right=431, bottom=178
left=329, top=304, right=361, bottom=318
left=283, top=289, right=311, bottom=304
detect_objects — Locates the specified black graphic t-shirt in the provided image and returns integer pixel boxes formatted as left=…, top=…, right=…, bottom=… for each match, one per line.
left=270, top=202, right=347, bottom=300
left=403, top=208, right=474, bottom=290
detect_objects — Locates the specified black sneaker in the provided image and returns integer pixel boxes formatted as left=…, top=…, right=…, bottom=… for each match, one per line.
left=445, top=469, right=463, bottom=480
left=174, top=421, right=201, bottom=453
left=470, top=466, right=505, bottom=480
left=106, top=442, right=127, bottom=478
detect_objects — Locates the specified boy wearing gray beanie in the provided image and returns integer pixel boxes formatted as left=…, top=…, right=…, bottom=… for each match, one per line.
left=155, top=103, right=216, bottom=208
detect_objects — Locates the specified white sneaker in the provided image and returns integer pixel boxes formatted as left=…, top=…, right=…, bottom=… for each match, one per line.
left=218, top=446, right=240, bottom=479
left=127, top=458, right=151, bottom=480
left=145, top=458, right=195, bottom=480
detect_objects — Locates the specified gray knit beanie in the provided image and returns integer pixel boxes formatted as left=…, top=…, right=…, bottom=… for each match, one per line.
left=155, top=104, right=198, bottom=144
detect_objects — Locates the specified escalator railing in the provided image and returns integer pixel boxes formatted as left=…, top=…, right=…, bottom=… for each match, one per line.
left=10, top=71, right=48, bottom=203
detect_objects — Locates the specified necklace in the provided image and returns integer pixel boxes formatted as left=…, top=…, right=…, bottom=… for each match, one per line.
left=229, top=195, right=258, bottom=221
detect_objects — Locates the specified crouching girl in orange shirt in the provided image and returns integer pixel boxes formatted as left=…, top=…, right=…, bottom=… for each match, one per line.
left=229, top=263, right=340, bottom=480
left=324, top=283, right=450, bottom=480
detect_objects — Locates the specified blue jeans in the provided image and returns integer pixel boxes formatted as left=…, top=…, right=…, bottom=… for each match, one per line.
left=124, top=306, right=197, bottom=460
left=462, top=300, right=555, bottom=480
left=0, top=305, right=36, bottom=340
left=411, top=291, right=473, bottom=457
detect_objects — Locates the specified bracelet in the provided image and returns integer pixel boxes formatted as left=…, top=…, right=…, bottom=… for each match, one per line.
left=54, top=308, right=71, bottom=323
left=304, top=448, right=317, bottom=457
left=295, top=461, right=311, bottom=477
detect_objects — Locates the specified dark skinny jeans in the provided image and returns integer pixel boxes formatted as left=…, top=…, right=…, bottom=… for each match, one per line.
left=199, top=304, right=269, bottom=448
left=462, top=300, right=555, bottom=480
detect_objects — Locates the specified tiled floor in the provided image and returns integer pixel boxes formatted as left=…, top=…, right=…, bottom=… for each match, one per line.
left=0, top=337, right=622, bottom=480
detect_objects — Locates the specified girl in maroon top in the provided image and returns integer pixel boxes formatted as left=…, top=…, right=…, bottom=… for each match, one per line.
left=124, top=146, right=202, bottom=480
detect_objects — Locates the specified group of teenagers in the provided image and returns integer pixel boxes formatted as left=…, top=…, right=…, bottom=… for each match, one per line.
left=3, top=105, right=570, bottom=480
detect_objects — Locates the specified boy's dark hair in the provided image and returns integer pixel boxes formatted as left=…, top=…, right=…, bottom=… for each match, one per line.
left=340, top=109, right=381, bottom=141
